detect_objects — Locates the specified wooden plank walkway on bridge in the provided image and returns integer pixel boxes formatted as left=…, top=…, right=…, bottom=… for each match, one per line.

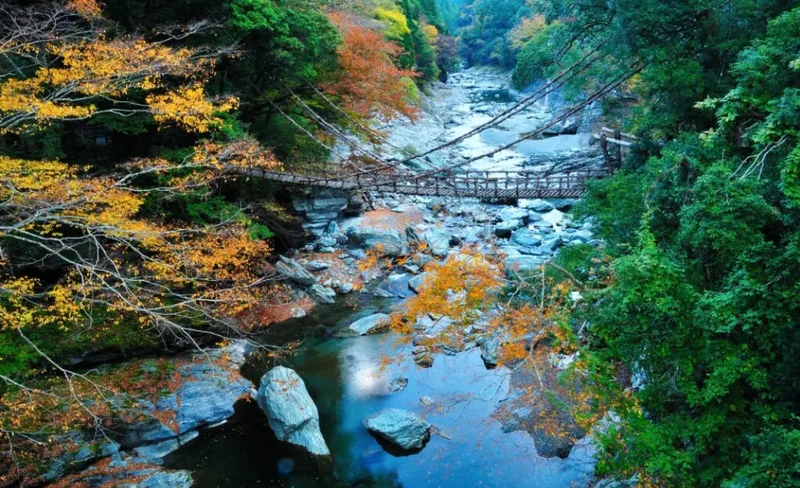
left=245, top=168, right=608, bottom=200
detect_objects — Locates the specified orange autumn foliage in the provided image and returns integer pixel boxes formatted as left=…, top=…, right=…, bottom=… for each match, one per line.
left=391, top=248, right=504, bottom=333
left=0, top=4, right=233, bottom=134
left=393, top=247, right=610, bottom=448
left=66, top=0, right=102, bottom=18
left=0, top=139, right=281, bottom=334
left=323, top=12, right=419, bottom=121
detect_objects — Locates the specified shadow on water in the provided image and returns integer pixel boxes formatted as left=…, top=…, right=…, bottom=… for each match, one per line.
left=166, top=295, right=595, bottom=487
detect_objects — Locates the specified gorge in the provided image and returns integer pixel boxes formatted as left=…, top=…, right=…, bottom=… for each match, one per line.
left=3, top=1, right=800, bottom=487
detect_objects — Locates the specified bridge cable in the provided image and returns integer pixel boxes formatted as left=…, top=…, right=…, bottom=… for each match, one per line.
left=259, top=63, right=642, bottom=189
left=342, top=62, right=649, bottom=189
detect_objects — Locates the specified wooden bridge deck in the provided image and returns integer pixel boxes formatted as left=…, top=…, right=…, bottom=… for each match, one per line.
left=246, top=168, right=607, bottom=200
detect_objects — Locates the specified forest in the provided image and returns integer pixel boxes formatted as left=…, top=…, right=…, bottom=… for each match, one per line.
left=1, top=0, right=800, bottom=486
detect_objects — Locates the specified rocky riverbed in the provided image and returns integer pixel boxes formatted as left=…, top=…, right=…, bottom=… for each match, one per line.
left=41, top=68, right=609, bottom=487
left=379, top=66, right=603, bottom=173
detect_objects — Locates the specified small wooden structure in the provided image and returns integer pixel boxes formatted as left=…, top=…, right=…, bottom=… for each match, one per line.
left=594, top=127, right=636, bottom=171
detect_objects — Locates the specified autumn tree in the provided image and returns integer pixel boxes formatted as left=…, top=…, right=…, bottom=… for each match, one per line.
left=0, top=2, right=284, bottom=480
left=393, top=248, right=607, bottom=454
left=322, top=11, right=420, bottom=121
left=0, top=2, right=237, bottom=134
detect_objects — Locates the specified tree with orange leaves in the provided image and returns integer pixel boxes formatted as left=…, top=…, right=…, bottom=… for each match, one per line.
left=322, top=12, right=420, bottom=121
left=0, top=3, right=285, bottom=478
left=0, top=1, right=236, bottom=134
left=392, top=247, right=613, bottom=458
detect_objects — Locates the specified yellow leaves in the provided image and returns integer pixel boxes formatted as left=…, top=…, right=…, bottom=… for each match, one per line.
left=0, top=277, right=39, bottom=330
left=47, top=39, right=198, bottom=97
left=510, top=15, right=548, bottom=49
left=0, top=157, right=75, bottom=193
left=0, top=24, right=232, bottom=133
left=66, top=0, right=103, bottom=18
left=374, top=7, right=412, bottom=39
left=42, top=284, right=84, bottom=332
left=148, top=83, right=238, bottom=133
left=625, top=73, right=644, bottom=92
left=422, top=24, right=439, bottom=45
left=393, top=249, right=503, bottom=330
left=1, top=139, right=281, bottom=337
left=0, top=156, right=148, bottom=237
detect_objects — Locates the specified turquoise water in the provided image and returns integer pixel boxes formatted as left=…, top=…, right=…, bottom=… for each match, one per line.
left=165, top=298, right=595, bottom=487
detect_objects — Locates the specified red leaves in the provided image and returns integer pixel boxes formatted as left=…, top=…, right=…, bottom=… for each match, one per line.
left=322, top=12, right=420, bottom=121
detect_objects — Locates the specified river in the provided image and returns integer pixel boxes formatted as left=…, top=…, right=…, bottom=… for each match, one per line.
left=165, top=67, right=601, bottom=487
left=165, top=296, right=596, bottom=487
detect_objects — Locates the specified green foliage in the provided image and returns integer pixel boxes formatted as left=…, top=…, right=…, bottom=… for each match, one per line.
left=399, top=0, right=442, bottom=81
left=457, top=0, right=531, bottom=67
left=228, top=0, right=341, bottom=82
left=0, top=306, right=160, bottom=388
left=511, top=21, right=568, bottom=88
left=436, top=0, right=466, bottom=33
left=569, top=5, right=800, bottom=485
left=574, top=171, right=647, bottom=252
left=723, top=428, right=800, bottom=487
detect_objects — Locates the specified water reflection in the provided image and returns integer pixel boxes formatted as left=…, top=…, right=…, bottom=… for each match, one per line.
left=167, top=300, right=595, bottom=487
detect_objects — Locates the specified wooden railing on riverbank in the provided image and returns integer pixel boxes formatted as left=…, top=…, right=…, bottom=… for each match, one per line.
left=595, top=127, right=637, bottom=170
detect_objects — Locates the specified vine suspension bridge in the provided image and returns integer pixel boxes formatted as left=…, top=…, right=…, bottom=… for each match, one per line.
left=249, top=167, right=609, bottom=199
left=249, top=125, right=635, bottom=200
left=254, top=51, right=643, bottom=200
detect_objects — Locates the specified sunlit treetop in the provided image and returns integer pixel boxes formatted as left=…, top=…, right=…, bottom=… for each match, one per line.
left=0, top=2, right=235, bottom=133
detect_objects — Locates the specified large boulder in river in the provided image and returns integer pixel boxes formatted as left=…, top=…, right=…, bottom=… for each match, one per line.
left=495, top=219, right=523, bottom=238
left=408, top=272, right=431, bottom=294
left=496, top=207, right=529, bottom=222
left=121, top=342, right=252, bottom=448
left=292, top=191, right=350, bottom=236
left=365, top=409, right=431, bottom=451
left=275, top=256, right=316, bottom=286
left=256, top=366, right=330, bottom=456
left=348, top=313, right=391, bottom=335
left=519, top=199, right=555, bottom=213
left=541, top=117, right=580, bottom=136
left=308, top=284, right=336, bottom=304
left=421, top=228, right=451, bottom=257
left=57, top=456, right=193, bottom=488
left=374, top=273, right=415, bottom=299
left=478, top=336, right=500, bottom=369
left=510, top=228, right=542, bottom=248
left=346, top=227, right=408, bottom=257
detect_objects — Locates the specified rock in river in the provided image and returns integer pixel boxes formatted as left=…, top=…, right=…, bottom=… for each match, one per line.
left=256, top=366, right=330, bottom=456
left=408, top=272, right=431, bottom=294
left=346, top=226, right=408, bottom=257
left=121, top=342, right=252, bottom=448
left=478, top=336, right=500, bottom=369
left=348, top=313, right=391, bottom=336
left=496, top=207, right=529, bottom=222
left=519, top=198, right=555, bottom=213
left=275, top=256, right=316, bottom=286
left=495, top=219, right=523, bottom=238
left=374, top=273, right=415, bottom=299
left=308, top=284, right=336, bottom=304
left=388, top=377, right=409, bottom=393
left=365, top=408, right=432, bottom=452
left=510, top=228, right=543, bottom=248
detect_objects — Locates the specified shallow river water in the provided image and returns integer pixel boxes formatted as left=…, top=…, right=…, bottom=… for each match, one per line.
left=165, top=297, right=595, bottom=487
